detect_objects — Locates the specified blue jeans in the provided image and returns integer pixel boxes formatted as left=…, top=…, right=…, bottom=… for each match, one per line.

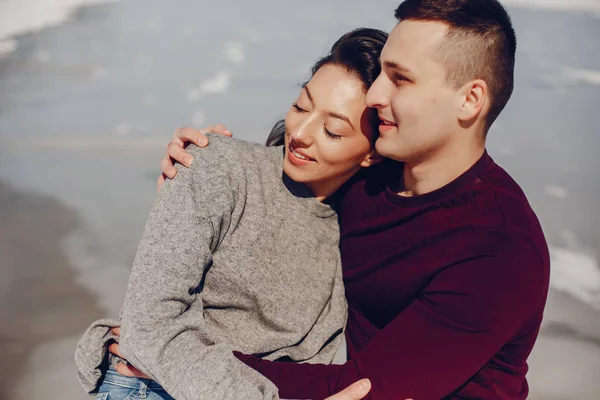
left=95, top=366, right=174, bottom=400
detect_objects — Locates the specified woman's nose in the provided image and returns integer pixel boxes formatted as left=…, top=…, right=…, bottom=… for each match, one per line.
left=291, top=119, right=315, bottom=146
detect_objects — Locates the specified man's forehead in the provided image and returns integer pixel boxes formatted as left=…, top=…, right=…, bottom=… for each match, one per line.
left=382, top=20, right=448, bottom=64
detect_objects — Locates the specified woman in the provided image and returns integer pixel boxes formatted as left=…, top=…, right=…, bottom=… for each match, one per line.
left=75, top=28, right=387, bottom=400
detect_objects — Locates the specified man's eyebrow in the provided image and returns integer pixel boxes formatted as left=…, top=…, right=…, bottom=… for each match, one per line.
left=383, top=60, right=413, bottom=75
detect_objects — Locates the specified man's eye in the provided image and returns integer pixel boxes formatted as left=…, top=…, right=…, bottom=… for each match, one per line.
left=395, top=74, right=409, bottom=84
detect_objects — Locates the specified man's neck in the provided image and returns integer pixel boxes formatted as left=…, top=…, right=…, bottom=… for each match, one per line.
left=397, top=139, right=485, bottom=197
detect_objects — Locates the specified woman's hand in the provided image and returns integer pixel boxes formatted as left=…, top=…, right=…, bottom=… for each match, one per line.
left=158, top=125, right=232, bottom=190
left=108, top=327, right=150, bottom=379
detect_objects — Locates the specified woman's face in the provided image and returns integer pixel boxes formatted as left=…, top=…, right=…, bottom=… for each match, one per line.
left=283, top=63, right=380, bottom=200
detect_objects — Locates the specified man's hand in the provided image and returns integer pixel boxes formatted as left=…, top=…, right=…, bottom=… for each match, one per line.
left=109, top=328, right=412, bottom=400
left=324, top=380, right=414, bottom=400
left=158, top=125, right=232, bottom=190
left=324, top=379, right=372, bottom=400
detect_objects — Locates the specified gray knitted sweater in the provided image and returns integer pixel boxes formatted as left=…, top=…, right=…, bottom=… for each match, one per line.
left=75, top=135, right=347, bottom=400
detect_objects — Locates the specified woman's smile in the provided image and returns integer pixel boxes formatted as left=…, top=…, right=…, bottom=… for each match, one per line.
left=288, top=140, right=316, bottom=166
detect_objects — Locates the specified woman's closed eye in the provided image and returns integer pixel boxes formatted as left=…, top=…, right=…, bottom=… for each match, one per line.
left=292, top=103, right=307, bottom=113
left=324, top=126, right=342, bottom=140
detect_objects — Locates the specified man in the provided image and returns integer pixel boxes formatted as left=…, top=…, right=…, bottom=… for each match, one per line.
left=113, top=1, right=549, bottom=398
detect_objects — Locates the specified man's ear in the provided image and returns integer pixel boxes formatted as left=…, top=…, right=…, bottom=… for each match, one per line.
left=458, top=78, right=487, bottom=123
left=360, top=150, right=384, bottom=168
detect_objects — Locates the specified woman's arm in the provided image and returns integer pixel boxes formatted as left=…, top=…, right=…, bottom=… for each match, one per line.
left=119, top=141, right=277, bottom=400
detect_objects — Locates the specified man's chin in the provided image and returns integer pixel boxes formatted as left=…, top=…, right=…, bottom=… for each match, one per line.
left=375, top=139, right=409, bottom=163
left=374, top=138, right=395, bottom=159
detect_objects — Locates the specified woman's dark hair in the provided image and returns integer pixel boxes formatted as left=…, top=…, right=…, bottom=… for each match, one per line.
left=265, top=28, right=388, bottom=147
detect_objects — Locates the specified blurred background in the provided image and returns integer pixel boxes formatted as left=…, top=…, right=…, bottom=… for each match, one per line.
left=0, top=0, right=599, bottom=399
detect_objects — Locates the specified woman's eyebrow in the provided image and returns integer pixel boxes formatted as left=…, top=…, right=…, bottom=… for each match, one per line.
left=303, top=86, right=314, bottom=103
left=304, top=86, right=354, bottom=129
left=327, top=111, right=354, bottom=129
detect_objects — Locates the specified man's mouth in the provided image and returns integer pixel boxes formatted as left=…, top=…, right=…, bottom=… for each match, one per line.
left=379, top=117, right=397, bottom=127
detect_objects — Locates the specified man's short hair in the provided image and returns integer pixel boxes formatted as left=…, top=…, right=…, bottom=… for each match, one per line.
left=395, top=0, right=517, bottom=131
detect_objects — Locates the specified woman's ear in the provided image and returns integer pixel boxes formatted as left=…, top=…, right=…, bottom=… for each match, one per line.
left=360, top=150, right=383, bottom=168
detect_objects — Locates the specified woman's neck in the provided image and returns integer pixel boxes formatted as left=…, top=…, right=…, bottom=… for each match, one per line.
left=306, top=170, right=360, bottom=202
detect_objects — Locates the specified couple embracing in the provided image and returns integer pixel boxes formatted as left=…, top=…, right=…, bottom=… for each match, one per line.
left=76, top=1, right=549, bottom=399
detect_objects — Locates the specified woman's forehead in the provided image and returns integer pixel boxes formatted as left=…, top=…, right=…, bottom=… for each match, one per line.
left=307, top=65, right=366, bottom=104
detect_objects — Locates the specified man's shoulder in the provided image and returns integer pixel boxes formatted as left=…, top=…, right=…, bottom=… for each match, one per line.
left=477, top=156, right=531, bottom=215
left=475, top=157, right=548, bottom=253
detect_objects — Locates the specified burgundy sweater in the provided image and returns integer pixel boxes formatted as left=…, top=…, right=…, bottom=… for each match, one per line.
left=235, top=152, right=550, bottom=400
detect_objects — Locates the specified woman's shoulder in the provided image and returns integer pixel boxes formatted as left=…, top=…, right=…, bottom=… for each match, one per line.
left=185, top=134, right=283, bottom=183
left=186, top=134, right=280, bottom=161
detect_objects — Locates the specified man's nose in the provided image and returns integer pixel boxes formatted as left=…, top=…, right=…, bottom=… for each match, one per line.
left=365, top=73, right=390, bottom=109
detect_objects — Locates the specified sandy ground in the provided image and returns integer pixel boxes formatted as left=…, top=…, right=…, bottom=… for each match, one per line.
left=0, top=181, right=104, bottom=400
left=528, top=290, right=600, bottom=399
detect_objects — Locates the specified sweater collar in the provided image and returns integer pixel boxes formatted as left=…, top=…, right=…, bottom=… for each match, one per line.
left=383, top=151, right=492, bottom=208
left=282, top=173, right=337, bottom=218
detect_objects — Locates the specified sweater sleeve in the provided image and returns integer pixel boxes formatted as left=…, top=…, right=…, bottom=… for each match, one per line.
left=235, top=231, right=547, bottom=399
left=119, top=142, right=278, bottom=400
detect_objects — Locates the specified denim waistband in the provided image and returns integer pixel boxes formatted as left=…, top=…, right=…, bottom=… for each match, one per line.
left=104, top=366, right=167, bottom=391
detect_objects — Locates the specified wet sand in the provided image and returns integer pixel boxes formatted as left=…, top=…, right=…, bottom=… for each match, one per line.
left=0, top=181, right=104, bottom=400
left=528, top=289, right=600, bottom=399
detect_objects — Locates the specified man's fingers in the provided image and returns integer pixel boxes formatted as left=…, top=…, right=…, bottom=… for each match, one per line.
left=160, top=155, right=178, bottom=178
left=202, top=124, right=232, bottom=137
left=324, top=379, right=371, bottom=400
left=167, top=142, right=194, bottom=168
left=173, top=127, right=209, bottom=147
left=110, top=327, right=120, bottom=336
left=108, top=342, right=125, bottom=359
left=159, top=123, right=232, bottom=190
left=115, top=362, right=150, bottom=379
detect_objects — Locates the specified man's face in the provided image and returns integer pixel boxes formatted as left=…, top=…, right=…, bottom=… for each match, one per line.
left=366, top=20, right=462, bottom=163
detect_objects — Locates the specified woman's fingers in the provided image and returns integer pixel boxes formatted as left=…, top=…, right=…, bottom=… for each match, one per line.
left=108, top=342, right=125, bottom=359
left=115, top=362, right=150, bottom=379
